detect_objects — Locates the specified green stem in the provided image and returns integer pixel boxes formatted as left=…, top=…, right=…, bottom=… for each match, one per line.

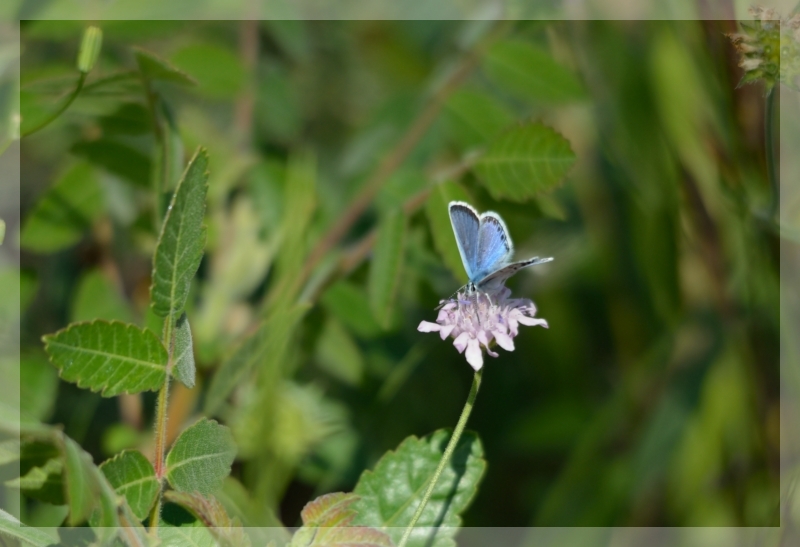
left=765, top=87, right=779, bottom=221
left=149, top=315, right=174, bottom=534
left=21, top=72, right=86, bottom=137
left=397, top=368, right=483, bottom=547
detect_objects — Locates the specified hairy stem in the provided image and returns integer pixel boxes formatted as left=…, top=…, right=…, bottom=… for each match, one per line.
left=149, top=315, right=174, bottom=534
left=21, top=72, right=86, bottom=137
left=765, top=87, right=778, bottom=220
left=398, top=368, right=483, bottom=547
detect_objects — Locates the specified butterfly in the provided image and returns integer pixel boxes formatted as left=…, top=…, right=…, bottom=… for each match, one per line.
left=449, top=201, right=552, bottom=294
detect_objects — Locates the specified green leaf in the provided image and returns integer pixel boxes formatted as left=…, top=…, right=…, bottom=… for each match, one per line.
left=320, top=281, right=381, bottom=339
left=473, top=122, right=575, bottom=202
left=443, top=88, right=514, bottom=148
left=159, top=525, right=218, bottom=547
left=424, top=181, right=472, bottom=283
left=99, top=450, right=158, bottom=521
left=6, top=457, right=65, bottom=505
left=173, top=313, right=196, bottom=388
left=42, top=320, right=168, bottom=397
left=71, top=139, right=153, bottom=187
left=482, top=40, right=584, bottom=103
left=20, top=162, right=103, bottom=253
left=134, top=47, right=197, bottom=86
left=60, top=434, right=119, bottom=532
left=150, top=147, right=209, bottom=318
left=0, top=508, right=54, bottom=547
left=71, top=268, right=135, bottom=324
left=165, top=418, right=236, bottom=495
left=300, top=492, right=359, bottom=527
left=368, top=209, right=407, bottom=330
left=163, top=490, right=250, bottom=547
left=98, top=102, right=152, bottom=135
left=315, top=318, right=364, bottom=386
left=352, top=430, right=486, bottom=547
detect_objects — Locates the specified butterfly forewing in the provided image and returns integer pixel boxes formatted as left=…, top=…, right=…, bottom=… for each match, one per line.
left=474, top=213, right=513, bottom=281
left=448, top=202, right=481, bottom=281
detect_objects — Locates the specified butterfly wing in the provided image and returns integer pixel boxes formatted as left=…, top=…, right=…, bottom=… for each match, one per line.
left=476, top=256, right=553, bottom=292
left=474, top=212, right=513, bottom=281
left=448, top=201, right=481, bottom=282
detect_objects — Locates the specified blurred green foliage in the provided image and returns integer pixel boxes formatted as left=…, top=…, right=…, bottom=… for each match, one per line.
left=9, top=17, right=779, bottom=531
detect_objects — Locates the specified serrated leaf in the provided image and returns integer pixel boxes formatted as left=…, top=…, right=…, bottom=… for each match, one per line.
left=368, top=210, right=406, bottom=330
left=42, top=320, right=168, bottom=397
left=71, top=139, right=153, bottom=187
left=473, top=123, right=575, bottom=202
left=443, top=88, right=513, bottom=148
left=6, top=457, right=64, bottom=505
left=99, top=450, right=158, bottom=521
left=483, top=40, right=584, bottom=103
left=159, top=525, right=217, bottom=547
left=424, top=181, right=472, bottom=283
left=150, top=147, right=209, bottom=318
left=165, top=418, right=236, bottom=495
left=164, top=490, right=250, bottom=547
left=20, top=162, right=103, bottom=253
left=134, top=47, right=197, bottom=86
left=352, top=430, right=486, bottom=547
left=0, top=508, right=54, bottom=547
left=300, top=492, right=359, bottom=527
left=173, top=313, right=196, bottom=388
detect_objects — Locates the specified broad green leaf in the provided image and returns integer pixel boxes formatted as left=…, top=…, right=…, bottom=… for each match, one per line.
left=368, top=210, right=407, bottom=330
left=19, top=352, right=58, bottom=421
left=20, top=162, right=103, bottom=253
left=99, top=450, right=158, bottom=521
left=71, top=268, right=135, bottom=324
left=42, top=320, right=168, bottom=397
left=150, top=147, right=209, bottom=317
left=134, top=47, right=197, bottom=86
left=6, top=457, right=64, bottom=505
left=163, top=490, right=250, bottom=547
left=473, top=122, right=575, bottom=202
left=320, top=281, right=381, bottom=339
left=171, top=43, right=246, bottom=99
left=443, top=88, right=514, bottom=148
left=173, top=313, right=196, bottom=388
left=291, top=493, right=393, bottom=547
left=159, top=525, right=217, bottom=547
left=315, top=318, right=364, bottom=386
left=71, top=139, right=152, bottom=187
left=0, top=508, right=53, bottom=547
left=482, top=40, right=584, bottom=103
left=424, top=181, right=472, bottom=283
left=165, top=418, right=236, bottom=495
left=352, top=430, right=486, bottom=547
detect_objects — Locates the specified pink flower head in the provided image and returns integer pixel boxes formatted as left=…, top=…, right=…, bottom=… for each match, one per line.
left=418, top=287, right=548, bottom=370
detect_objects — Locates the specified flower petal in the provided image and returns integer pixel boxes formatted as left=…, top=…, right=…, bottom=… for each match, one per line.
left=453, top=332, right=471, bottom=354
left=494, top=330, right=515, bottom=351
left=439, top=324, right=455, bottom=340
left=517, top=316, right=548, bottom=328
left=465, top=338, right=483, bottom=370
left=418, top=321, right=442, bottom=333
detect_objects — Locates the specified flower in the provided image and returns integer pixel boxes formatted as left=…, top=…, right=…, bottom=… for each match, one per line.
left=728, top=6, right=800, bottom=90
left=418, top=287, right=548, bottom=371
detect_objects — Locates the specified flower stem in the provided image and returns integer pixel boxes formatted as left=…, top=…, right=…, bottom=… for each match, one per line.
left=149, top=315, right=174, bottom=535
left=765, top=87, right=779, bottom=221
left=397, top=368, right=483, bottom=547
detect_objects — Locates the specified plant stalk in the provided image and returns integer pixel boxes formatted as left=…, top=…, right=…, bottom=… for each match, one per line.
left=149, top=315, right=174, bottom=534
left=21, top=72, right=87, bottom=137
left=397, top=368, right=483, bottom=547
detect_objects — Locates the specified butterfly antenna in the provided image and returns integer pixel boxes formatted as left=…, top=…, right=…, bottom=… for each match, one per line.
left=435, top=283, right=472, bottom=310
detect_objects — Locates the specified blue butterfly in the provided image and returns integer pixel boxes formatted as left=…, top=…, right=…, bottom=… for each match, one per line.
left=449, top=201, right=552, bottom=294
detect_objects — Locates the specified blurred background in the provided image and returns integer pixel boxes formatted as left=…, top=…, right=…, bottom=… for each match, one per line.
left=11, top=17, right=781, bottom=529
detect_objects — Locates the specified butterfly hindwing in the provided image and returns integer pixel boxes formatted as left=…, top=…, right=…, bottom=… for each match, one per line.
left=448, top=201, right=480, bottom=282
left=474, top=212, right=513, bottom=282
left=476, top=256, right=553, bottom=292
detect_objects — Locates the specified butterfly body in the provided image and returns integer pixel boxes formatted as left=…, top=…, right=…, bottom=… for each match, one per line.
left=449, top=201, right=552, bottom=294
